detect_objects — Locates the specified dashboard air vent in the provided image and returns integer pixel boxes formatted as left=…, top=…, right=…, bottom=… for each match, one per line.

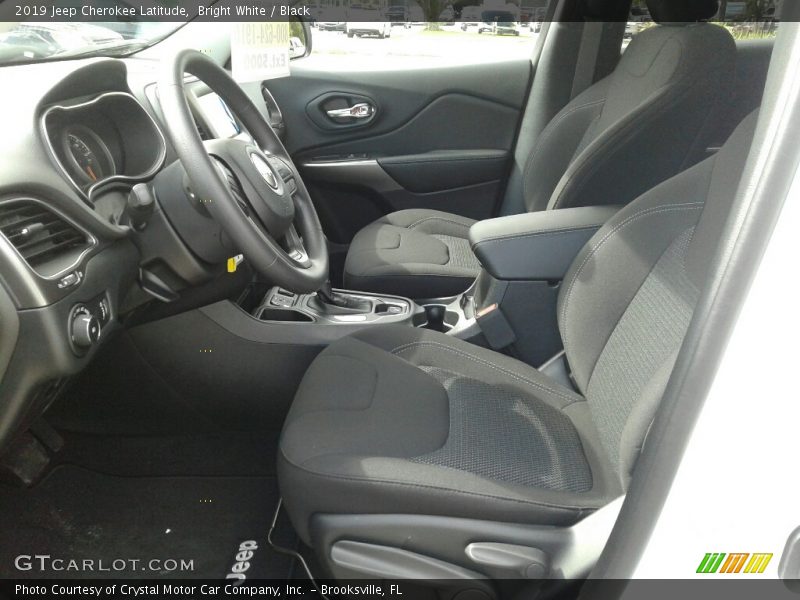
left=0, top=199, right=92, bottom=272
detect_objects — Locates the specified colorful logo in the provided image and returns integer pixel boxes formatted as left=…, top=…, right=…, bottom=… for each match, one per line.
left=697, top=552, right=773, bottom=574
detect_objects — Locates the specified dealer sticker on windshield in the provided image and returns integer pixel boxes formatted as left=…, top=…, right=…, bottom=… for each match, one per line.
left=231, top=23, right=290, bottom=83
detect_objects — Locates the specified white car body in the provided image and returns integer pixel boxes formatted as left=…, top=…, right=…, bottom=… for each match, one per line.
left=345, top=22, right=392, bottom=38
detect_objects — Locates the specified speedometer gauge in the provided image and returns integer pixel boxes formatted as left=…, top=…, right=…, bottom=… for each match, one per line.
left=68, top=134, right=102, bottom=181
left=60, top=125, right=115, bottom=186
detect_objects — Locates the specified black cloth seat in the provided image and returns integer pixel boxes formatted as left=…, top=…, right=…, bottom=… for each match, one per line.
left=279, top=327, right=619, bottom=543
left=344, top=209, right=481, bottom=298
left=279, top=111, right=758, bottom=545
left=343, top=0, right=735, bottom=298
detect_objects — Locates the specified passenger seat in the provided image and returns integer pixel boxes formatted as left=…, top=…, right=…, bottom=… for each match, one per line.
left=343, top=0, right=736, bottom=299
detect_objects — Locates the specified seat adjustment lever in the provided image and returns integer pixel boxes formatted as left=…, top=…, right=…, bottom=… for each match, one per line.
left=465, top=543, right=550, bottom=579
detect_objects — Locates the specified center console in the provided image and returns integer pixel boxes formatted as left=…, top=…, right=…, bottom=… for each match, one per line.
left=199, top=280, right=431, bottom=347
left=252, top=285, right=425, bottom=327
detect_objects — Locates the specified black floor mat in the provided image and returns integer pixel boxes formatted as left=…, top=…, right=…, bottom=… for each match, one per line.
left=0, top=465, right=293, bottom=579
left=54, top=430, right=281, bottom=477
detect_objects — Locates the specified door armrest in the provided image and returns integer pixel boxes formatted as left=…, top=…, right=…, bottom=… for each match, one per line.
left=469, top=206, right=621, bottom=280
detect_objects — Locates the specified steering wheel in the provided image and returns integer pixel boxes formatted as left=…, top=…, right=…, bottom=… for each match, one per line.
left=158, top=49, right=328, bottom=293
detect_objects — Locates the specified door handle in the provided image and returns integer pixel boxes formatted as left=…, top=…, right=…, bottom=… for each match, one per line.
left=326, top=102, right=375, bottom=119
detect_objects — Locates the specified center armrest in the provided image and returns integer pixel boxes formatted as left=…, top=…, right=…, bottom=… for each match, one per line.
left=469, top=206, right=621, bottom=280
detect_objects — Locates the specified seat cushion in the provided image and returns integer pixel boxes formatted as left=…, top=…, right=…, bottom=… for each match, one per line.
left=343, top=209, right=482, bottom=298
left=278, top=326, right=621, bottom=544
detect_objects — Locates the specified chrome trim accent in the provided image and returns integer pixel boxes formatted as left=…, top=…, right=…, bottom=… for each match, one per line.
left=332, top=314, right=368, bottom=322
left=326, top=102, right=375, bottom=119
left=0, top=196, right=98, bottom=281
left=40, top=91, right=167, bottom=202
left=300, top=159, right=403, bottom=194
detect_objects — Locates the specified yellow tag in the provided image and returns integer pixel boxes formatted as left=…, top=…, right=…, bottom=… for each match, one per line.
left=227, top=257, right=237, bottom=273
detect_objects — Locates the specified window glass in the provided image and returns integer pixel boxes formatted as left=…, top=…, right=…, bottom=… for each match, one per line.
left=623, top=0, right=779, bottom=53
left=304, top=0, right=550, bottom=69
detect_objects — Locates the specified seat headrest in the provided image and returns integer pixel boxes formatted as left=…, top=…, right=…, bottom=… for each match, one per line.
left=646, top=0, right=719, bottom=23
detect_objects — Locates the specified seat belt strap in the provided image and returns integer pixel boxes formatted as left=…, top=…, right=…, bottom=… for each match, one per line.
left=571, top=21, right=605, bottom=99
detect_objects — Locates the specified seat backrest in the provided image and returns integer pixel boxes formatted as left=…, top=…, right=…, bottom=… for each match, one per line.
left=521, top=0, right=735, bottom=214
left=556, top=110, right=758, bottom=485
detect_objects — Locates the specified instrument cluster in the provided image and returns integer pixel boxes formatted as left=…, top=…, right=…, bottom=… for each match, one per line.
left=42, top=91, right=166, bottom=201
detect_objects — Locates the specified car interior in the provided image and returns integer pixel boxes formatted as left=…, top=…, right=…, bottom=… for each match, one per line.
left=0, top=0, right=783, bottom=595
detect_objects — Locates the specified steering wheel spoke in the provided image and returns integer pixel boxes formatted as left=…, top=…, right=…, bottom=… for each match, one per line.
left=211, top=157, right=251, bottom=217
left=281, top=224, right=312, bottom=268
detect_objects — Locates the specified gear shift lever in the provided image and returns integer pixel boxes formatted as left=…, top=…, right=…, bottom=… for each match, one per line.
left=316, top=281, right=338, bottom=305
left=313, top=281, right=372, bottom=313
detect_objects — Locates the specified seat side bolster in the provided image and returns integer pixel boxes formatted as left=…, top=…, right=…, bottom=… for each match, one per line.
left=521, top=79, right=611, bottom=213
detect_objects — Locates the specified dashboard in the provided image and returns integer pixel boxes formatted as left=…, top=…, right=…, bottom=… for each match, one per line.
left=0, top=56, right=282, bottom=455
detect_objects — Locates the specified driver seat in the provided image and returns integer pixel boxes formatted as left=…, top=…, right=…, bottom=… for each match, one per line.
left=278, top=113, right=757, bottom=562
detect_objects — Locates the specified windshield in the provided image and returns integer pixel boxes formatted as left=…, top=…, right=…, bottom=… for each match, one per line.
left=481, top=11, right=516, bottom=24
left=0, top=21, right=184, bottom=65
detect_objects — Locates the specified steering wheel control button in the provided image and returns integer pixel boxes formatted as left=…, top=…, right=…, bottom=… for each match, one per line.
left=265, top=155, right=293, bottom=178
left=70, top=306, right=101, bottom=349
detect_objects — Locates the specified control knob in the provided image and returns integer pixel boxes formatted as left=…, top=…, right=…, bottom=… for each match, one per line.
left=70, top=307, right=100, bottom=349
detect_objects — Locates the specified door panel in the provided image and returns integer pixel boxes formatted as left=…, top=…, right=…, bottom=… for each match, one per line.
left=377, top=149, right=509, bottom=193
left=301, top=157, right=504, bottom=243
left=296, top=91, right=522, bottom=156
left=262, top=59, right=532, bottom=243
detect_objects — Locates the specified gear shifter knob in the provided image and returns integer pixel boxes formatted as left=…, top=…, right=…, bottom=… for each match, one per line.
left=317, top=280, right=336, bottom=304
